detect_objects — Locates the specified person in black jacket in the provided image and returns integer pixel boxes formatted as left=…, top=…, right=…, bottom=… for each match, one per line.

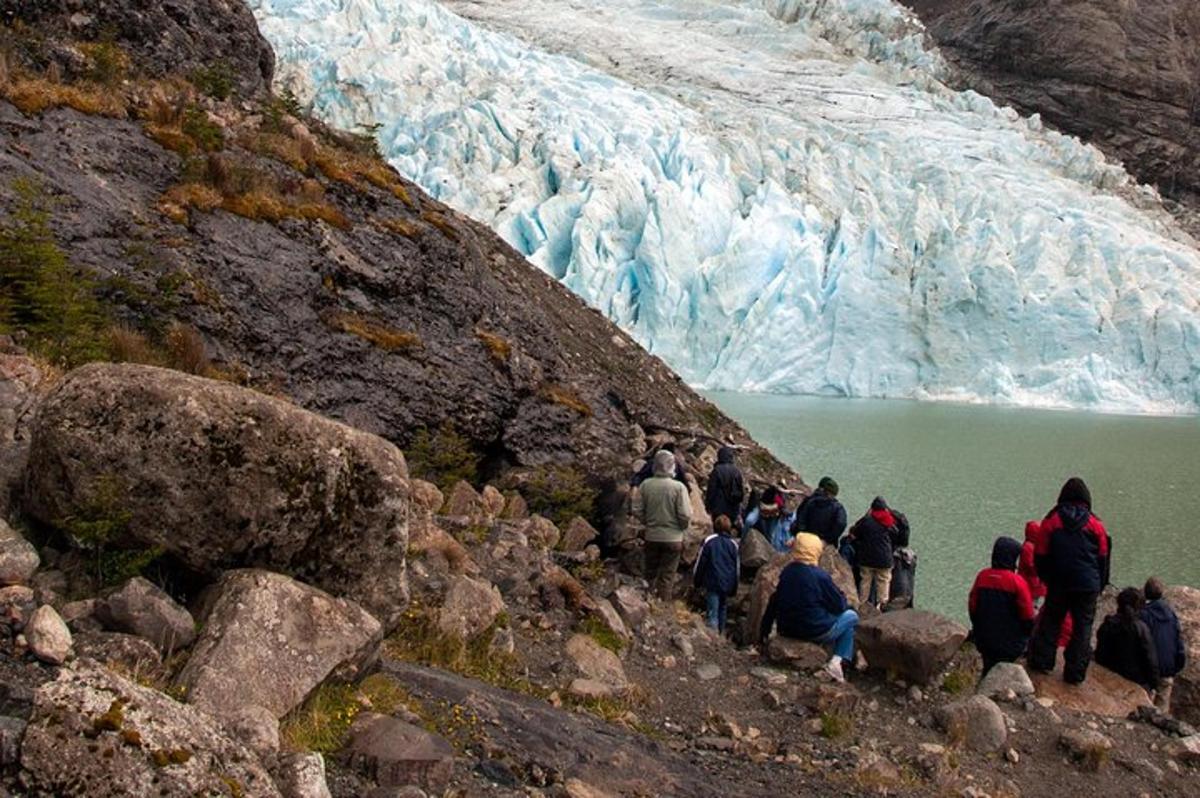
left=968, top=537, right=1036, bottom=674
left=847, top=497, right=909, bottom=608
left=704, top=447, right=745, bottom=527
left=790, top=476, right=847, bottom=546
left=1095, top=587, right=1159, bottom=693
left=1028, top=477, right=1111, bottom=684
left=693, top=515, right=740, bottom=632
left=1141, top=577, right=1187, bottom=712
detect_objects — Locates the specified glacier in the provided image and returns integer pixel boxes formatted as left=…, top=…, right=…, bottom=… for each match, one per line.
left=247, top=0, right=1200, bottom=414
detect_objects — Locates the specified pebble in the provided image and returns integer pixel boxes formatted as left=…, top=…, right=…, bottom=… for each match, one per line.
left=695, top=664, right=722, bottom=681
left=1005, top=748, right=1020, bottom=764
left=907, top=685, right=924, bottom=703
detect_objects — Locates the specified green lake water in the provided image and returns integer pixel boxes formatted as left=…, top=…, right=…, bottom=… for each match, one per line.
left=706, top=392, right=1200, bottom=621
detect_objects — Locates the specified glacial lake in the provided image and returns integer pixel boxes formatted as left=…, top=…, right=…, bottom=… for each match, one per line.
left=707, top=392, right=1200, bottom=621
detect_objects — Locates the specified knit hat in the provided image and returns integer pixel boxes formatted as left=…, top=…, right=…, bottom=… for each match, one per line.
left=870, top=496, right=888, bottom=511
left=818, top=476, right=839, bottom=496
left=792, top=533, right=823, bottom=565
left=1057, top=477, right=1092, bottom=510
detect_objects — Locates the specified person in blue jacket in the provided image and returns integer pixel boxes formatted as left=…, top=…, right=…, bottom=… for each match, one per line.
left=1141, top=577, right=1187, bottom=712
left=759, top=533, right=858, bottom=682
left=693, top=515, right=740, bottom=632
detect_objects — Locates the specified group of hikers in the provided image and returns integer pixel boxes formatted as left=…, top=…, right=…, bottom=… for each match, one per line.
left=630, top=444, right=1187, bottom=706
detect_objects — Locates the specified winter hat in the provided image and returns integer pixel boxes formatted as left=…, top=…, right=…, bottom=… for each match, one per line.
left=717, top=446, right=735, bottom=464
left=652, top=449, right=676, bottom=477
left=870, top=496, right=889, bottom=511
left=990, top=536, right=1022, bottom=571
left=792, top=533, right=823, bottom=565
left=818, top=476, right=839, bottom=496
left=1057, top=477, right=1092, bottom=509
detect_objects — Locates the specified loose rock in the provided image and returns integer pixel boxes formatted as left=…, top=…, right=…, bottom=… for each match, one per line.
left=275, top=752, right=332, bottom=798
left=436, top=575, right=505, bottom=641
left=25, top=604, right=71, bottom=665
left=977, top=662, right=1035, bottom=702
left=565, top=634, right=628, bottom=688
left=95, top=576, right=196, bottom=654
left=934, top=695, right=1008, bottom=752
left=856, top=610, right=967, bottom=685
left=0, top=519, right=38, bottom=586
left=343, top=712, right=455, bottom=793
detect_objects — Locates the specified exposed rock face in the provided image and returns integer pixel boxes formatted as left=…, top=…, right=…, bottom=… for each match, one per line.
left=19, top=662, right=281, bottom=797
left=0, top=519, right=38, bottom=587
left=25, top=363, right=411, bottom=625
left=175, top=569, right=382, bottom=721
left=343, top=713, right=455, bottom=794
left=95, top=576, right=196, bottom=654
left=1031, top=662, right=1151, bottom=718
left=25, top=605, right=70, bottom=665
left=2, top=0, right=274, bottom=96
left=902, top=0, right=1200, bottom=218
left=1164, top=585, right=1200, bottom=724
left=72, top=631, right=164, bottom=683
left=855, top=610, right=967, bottom=685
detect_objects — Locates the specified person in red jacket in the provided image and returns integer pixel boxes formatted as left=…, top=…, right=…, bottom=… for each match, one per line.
left=969, top=536, right=1036, bottom=675
left=1021, top=520, right=1073, bottom=649
left=1027, top=477, right=1111, bottom=684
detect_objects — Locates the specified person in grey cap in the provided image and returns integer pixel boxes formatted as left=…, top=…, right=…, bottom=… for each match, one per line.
left=632, top=450, right=692, bottom=600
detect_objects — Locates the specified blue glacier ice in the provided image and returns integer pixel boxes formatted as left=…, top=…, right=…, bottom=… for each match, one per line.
left=247, top=0, right=1200, bottom=414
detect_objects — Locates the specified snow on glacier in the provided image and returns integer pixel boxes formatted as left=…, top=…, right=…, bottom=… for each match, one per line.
left=247, top=0, right=1200, bottom=413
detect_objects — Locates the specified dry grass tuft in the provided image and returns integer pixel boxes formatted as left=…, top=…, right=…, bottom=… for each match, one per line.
left=420, top=209, right=459, bottom=241
left=2, top=76, right=127, bottom=117
left=475, top=329, right=512, bottom=363
left=541, top=384, right=593, bottom=417
left=325, top=312, right=422, bottom=352
left=377, top=217, right=422, bottom=239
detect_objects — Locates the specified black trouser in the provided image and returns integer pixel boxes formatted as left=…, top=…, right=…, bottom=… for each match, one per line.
left=1028, top=588, right=1098, bottom=683
left=644, top=541, right=682, bottom=601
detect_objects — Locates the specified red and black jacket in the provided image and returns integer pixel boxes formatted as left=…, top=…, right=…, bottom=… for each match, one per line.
left=969, top=538, right=1035, bottom=662
left=1034, top=503, right=1110, bottom=594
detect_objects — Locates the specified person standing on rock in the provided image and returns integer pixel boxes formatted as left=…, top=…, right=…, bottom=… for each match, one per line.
left=790, top=476, right=847, bottom=547
left=632, top=449, right=693, bottom=601
left=847, top=497, right=909, bottom=609
left=1095, top=587, right=1159, bottom=694
left=759, top=533, right=857, bottom=682
left=1140, top=577, right=1187, bottom=712
left=1027, top=477, right=1111, bottom=684
left=704, top=446, right=745, bottom=527
left=968, top=536, right=1036, bottom=675
left=693, top=514, right=740, bottom=632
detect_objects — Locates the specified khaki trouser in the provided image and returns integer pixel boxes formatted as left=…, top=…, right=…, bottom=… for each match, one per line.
left=645, top=541, right=683, bottom=601
left=859, top=566, right=892, bottom=607
left=1155, top=677, right=1174, bottom=713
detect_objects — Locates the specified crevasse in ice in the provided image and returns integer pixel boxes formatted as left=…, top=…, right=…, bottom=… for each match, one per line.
left=247, top=0, right=1200, bottom=414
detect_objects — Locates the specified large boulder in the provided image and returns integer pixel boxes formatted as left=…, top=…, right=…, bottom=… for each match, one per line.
left=175, top=570, right=382, bottom=721
left=1164, top=585, right=1200, bottom=725
left=20, top=662, right=281, bottom=796
left=855, top=610, right=967, bottom=685
left=25, top=604, right=71, bottom=665
left=561, top=517, right=599, bottom=552
left=610, top=585, right=650, bottom=630
left=73, top=631, right=165, bottom=684
left=976, top=662, right=1035, bottom=701
left=95, top=576, right=196, bottom=654
left=0, top=519, right=39, bottom=586
left=747, top=547, right=856, bottom=642
left=0, top=352, right=50, bottom=518
left=342, top=713, right=454, bottom=793
left=441, top=480, right=486, bottom=518
left=1031, top=662, right=1151, bottom=718
left=436, top=575, right=505, bottom=641
left=25, top=363, right=411, bottom=626
left=934, top=695, right=1007, bottom=753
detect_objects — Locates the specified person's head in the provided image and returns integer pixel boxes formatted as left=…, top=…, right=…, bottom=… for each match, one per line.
left=717, top=446, right=735, bottom=464
left=652, top=449, right=676, bottom=477
left=792, top=533, right=822, bottom=565
left=760, top=486, right=781, bottom=517
left=714, top=515, right=733, bottom=536
left=990, top=536, right=1021, bottom=571
left=1144, top=577, right=1165, bottom=603
left=1117, top=586, right=1144, bottom=620
left=870, top=496, right=889, bottom=512
left=818, top=476, right=839, bottom=497
left=1057, top=477, right=1092, bottom=510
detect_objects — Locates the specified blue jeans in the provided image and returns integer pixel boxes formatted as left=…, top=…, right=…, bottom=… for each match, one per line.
left=814, top=609, right=858, bottom=660
left=705, top=591, right=728, bottom=631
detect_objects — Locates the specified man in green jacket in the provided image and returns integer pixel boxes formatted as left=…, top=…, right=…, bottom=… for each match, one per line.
left=633, top=449, right=693, bottom=600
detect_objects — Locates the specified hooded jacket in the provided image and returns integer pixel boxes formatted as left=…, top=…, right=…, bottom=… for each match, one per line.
left=693, top=531, right=740, bottom=597
left=968, top=537, right=1036, bottom=662
left=1140, top=600, right=1187, bottom=679
left=848, top=501, right=909, bottom=569
left=791, top=490, right=847, bottom=546
left=704, top=447, right=745, bottom=522
left=1034, top=502, right=1110, bottom=594
left=632, top=450, right=692, bottom=544
left=1018, top=521, right=1047, bottom=601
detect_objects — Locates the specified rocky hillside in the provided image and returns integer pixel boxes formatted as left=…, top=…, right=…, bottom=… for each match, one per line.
left=902, top=0, right=1200, bottom=224
left=0, top=0, right=798, bottom=529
